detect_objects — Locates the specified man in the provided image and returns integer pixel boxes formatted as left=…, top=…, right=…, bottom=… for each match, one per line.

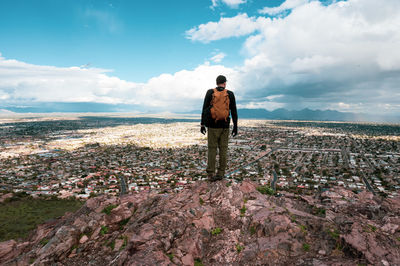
left=201, top=75, right=238, bottom=181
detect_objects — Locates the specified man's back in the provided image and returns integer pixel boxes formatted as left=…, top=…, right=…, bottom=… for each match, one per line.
left=201, top=87, right=238, bottom=129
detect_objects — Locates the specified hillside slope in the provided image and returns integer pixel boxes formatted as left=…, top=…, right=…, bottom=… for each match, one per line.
left=1, top=180, right=399, bottom=265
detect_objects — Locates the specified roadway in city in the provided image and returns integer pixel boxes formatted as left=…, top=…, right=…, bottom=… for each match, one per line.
left=226, top=147, right=278, bottom=178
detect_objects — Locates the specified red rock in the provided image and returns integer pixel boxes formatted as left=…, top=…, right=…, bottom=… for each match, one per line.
left=0, top=193, right=13, bottom=203
left=105, top=204, right=132, bottom=224
left=181, top=253, right=193, bottom=265
left=1, top=182, right=399, bottom=265
left=114, top=239, right=124, bottom=251
left=0, top=239, right=17, bottom=261
left=193, top=214, right=214, bottom=230
left=79, top=235, right=89, bottom=244
left=239, top=181, right=256, bottom=193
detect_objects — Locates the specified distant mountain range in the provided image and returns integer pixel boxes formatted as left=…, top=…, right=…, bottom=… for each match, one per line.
left=238, top=108, right=359, bottom=121
left=1, top=102, right=140, bottom=113
left=191, top=108, right=400, bottom=123
left=1, top=102, right=398, bottom=123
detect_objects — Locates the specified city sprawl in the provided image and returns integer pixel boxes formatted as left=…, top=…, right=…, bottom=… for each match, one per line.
left=1, top=116, right=399, bottom=199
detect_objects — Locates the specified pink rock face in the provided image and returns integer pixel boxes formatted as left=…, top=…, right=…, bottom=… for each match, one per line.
left=0, top=239, right=17, bottom=261
left=139, top=224, right=154, bottom=240
left=381, top=223, right=399, bottom=234
left=181, top=253, right=194, bottom=265
left=105, top=204, right=132, bottom=224
left=79, top=235, right=88, bottom=244
left=321, top=191, right=342, bottom=199
left=193, top=214, right=214, bottom=230
left=0, top=181, right=399, bottom=265
left=239, top=181, right=257, bottom=193
left=114, top=239, right=124, bottom=251
left=357, top=191, right=374, bottom=201
left=0, top=193, right=13, bottom=203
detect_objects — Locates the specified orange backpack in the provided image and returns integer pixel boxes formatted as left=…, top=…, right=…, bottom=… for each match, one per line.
left=210, top=88, right=230, bottom=122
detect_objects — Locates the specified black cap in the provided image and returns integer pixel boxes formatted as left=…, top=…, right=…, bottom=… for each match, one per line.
left=216, top=75, right=227, bottom=85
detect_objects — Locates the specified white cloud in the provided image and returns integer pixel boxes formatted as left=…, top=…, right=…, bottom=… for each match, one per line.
left=0, top=90, right=10, bottom=100
left=186, top=0, right=400, bottom=114
left=210, top=52, right=226, bottom=63
left=229, top=0, right=400, bottom=114
left=140, top=64, right=237, bottom=110
left=0, top=54, right=237, bottom=112
left=211, top=0, right=247, bottom=9
left=259, top=0, right=309, bottom=15
left=2, top=0, right=400, bottom=116
left=186, top=13, right=269, bottom=43
left=0, top=109, right=15, bottom=114
left=0, top=55, right=139, bottom=104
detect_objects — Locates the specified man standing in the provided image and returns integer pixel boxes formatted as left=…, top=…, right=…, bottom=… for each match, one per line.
left=201, top=75, right=238, bottom=181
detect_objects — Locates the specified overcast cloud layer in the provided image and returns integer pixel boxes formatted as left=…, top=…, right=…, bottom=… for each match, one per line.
left=1, top=0, right=400, bottom=115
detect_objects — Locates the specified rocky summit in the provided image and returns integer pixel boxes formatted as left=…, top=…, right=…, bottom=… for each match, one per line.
left=1, top=180, right=399, bottom=265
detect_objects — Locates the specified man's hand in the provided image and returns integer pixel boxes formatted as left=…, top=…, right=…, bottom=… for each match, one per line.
left=232, top=125, right=238, bottom=137
left=200, top=125, right=207, bottom=135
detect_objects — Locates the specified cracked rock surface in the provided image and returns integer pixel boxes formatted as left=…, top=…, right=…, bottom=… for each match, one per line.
left=1, top=180, right=399, bottom=265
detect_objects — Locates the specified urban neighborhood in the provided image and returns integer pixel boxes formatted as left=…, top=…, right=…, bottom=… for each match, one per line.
left=1, top=116, right=399, bottom=199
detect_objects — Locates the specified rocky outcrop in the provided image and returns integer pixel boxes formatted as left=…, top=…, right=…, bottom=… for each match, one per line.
left=1, top=180, right=399, bottom=265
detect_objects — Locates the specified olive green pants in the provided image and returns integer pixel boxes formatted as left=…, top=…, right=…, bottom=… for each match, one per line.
left=207, top=128, right=229, bottom=177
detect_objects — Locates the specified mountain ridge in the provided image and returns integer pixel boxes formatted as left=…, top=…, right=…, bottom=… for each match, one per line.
left=2, top=103, right=399, bottom=123
left=1, top=180, right=399, bottom=265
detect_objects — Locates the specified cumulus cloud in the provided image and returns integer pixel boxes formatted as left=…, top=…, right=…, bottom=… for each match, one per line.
left=2, top=0, right=400, bottom=116
left=211, top=0, right=247, bottom=9
left=258, top=0, right=309, bottom=15
left=139, top=64, right=236, bottom=110
left=186, top=13, right=269, bottom=43
left=0, top=56, right=136, bottom=104
left=210, top=52, right=227, bottom=63
left=0, top=54, right=236, bottom=112
left=188, top=0, right=400, bottom=115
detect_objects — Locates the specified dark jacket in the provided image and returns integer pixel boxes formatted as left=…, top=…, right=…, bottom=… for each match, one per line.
left=201, top=86, right=238, bottom=128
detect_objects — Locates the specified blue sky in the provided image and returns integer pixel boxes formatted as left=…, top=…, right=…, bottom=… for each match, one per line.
left=0, top=0, right=281, bottom=82
left=1, top=0, right=400, bottom=116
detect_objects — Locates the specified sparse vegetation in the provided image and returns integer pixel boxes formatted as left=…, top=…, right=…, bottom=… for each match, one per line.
left=302, top=243, right=310, bottom=251
left=366, top=224, right=377, bottom=232
left=121, top=235, right=128, bottom=250
left=211, top=227, right=222, bottom=235
left=328, top=228, right=340, bottom=240
left=236, top=243, right=244, bottom=253
left=194, top=258, right=203, bottom=266
left=166, top=253, right=174, bottom=261
left=257, top=185, right=275, bottom=195
left=40, top=238, right=49, bottom=246
left=102, top=204, right=117, bottom=215
left=240, top=206, right=247, bottom=217
left=299, top=224, right=307, bottom=234
left=100, top=225, right=109, bottom=235
left=119, top=218, right=130, bottom=229
left=289, top=213, right=296, bottom=223
left=199, top=197, right=204, bottom=205
left=250, top=226, right=256, bottom=235
left=312, top=206, right=326, bottom=216
left=107, top=239, right=115, bottom=250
